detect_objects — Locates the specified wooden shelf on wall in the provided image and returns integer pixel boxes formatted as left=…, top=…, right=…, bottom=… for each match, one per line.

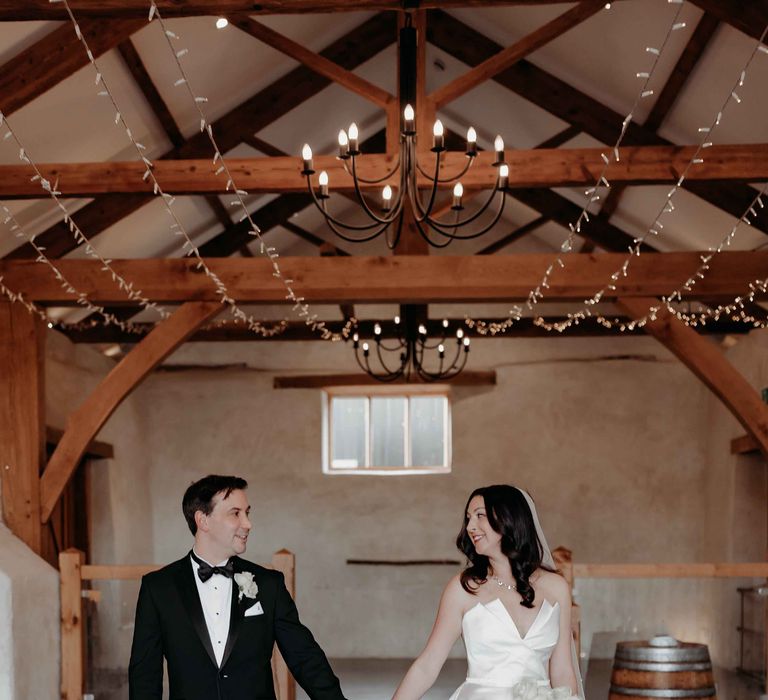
left=731, top=434, right=761, bottom=455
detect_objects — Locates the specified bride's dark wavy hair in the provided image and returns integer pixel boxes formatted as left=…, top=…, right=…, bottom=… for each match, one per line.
left=457, top=484, right=555, bottom=608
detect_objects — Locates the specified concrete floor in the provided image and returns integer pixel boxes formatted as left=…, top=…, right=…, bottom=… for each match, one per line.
left=91, top=655, right=764, bottom=699
left=296, top=658, right=765, bottom=700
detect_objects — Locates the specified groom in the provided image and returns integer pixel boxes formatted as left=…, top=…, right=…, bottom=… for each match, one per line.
left=128, top=474, right=346, bottom=700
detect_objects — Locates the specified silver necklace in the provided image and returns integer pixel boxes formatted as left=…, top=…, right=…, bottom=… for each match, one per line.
left=492, top=575, right=517, bottom=591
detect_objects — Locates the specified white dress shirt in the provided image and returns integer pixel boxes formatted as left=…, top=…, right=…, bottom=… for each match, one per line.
left=190, top=550, right=233, bottom=667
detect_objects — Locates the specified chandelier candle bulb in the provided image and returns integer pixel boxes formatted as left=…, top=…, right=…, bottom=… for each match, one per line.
left=374, top=323, right=382, bottom=336
left=418, top=324, right=427, bottom=335
left=318, top=171, right=329, bottom=198
left=499, top=164, right=509, bottom=189
left=382, top=185, right=393, bottom=211
left=348, top=123, right=359, bottom=154
left=466, top=126, right=477, bottom=156
left=438, top=344, right=445, bottom=356
left=432, top=119, right=445, bottom=151
left=301, top=144, right=313, bottom=174
left=494, top=135, right=505, bottom=165
left=452, top=182, right=464, bottom=210
left=456, top=328, right=464, bottom=340
left=338, top=130, right=349, bottom=159
left=362, top=342, right=370, bottom=357
left=463, top=337, right=471, bottom=350
left=394, top=315, right=400, bottom=325
left=403, top=103, right=415, bottom=134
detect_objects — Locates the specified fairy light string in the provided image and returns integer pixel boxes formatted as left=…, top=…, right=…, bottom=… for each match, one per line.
left=47, top=0, right=294, bottom=339
left=0, top=110, right=172, bottom=331
left=533, top=20, right=768, bottom=335
left=466, top=0, right=687, bottom=336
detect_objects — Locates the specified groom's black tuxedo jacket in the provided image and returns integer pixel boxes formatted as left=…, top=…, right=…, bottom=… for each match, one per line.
left=128, top=554, right=345, bottom=700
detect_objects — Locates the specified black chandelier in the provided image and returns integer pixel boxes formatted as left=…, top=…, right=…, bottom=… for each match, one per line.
left=350, top=307, right=470, bottom=382
left=300, top=17, right=510, bottom=249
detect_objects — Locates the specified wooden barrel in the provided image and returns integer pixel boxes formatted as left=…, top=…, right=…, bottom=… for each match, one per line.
left=609, top=637, right=716, bottom=700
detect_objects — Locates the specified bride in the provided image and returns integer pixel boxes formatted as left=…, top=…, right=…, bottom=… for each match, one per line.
left=392, top=485, right=582, bottom=700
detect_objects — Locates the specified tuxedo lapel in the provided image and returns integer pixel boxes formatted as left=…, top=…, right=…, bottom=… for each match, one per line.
left=173, top=559, right=218, bottom=669
left=220, top=560, right=245, bottom=669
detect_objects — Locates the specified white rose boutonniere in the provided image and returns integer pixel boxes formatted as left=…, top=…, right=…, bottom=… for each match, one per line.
left=234, top=572, right=259, bottom=602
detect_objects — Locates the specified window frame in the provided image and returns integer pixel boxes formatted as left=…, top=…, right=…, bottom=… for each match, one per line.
left=322, top=384, right=452, bottom=476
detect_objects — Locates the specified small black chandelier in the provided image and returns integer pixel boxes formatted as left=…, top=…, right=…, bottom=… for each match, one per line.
left=350, top=307, right=470, bottom=382
left=300, top=18, right=510, bottom=249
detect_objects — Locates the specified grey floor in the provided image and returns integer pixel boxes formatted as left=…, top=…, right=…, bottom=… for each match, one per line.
left=92, top=657, right=763, bottom=699
left=297, top=659, right=764, bottom=700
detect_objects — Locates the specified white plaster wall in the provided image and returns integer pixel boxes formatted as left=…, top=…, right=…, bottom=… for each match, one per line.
left=0, top=521, right=59, bottom=700
left=697, top=329, right=768, bottom=674
left=40, top=328, right=764, bottom=684
left=82, top=334, right=749, bottom=671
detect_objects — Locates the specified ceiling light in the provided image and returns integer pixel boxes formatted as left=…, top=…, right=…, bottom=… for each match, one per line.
left=215, top=17, right=228, bottom=29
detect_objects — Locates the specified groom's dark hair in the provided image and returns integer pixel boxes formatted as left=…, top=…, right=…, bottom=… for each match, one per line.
left=182, top=475, right=248, bottom=535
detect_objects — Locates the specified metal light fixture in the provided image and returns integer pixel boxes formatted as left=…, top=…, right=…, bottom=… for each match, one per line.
left=350, top=307, right=470, bottom=382
left=300, top=17, right=510, bottom=249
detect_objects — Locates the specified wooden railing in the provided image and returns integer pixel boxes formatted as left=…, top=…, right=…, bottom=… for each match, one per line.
left=552, top=550, right=768, bottom=693
left=59, top=548, right=297, bottom=700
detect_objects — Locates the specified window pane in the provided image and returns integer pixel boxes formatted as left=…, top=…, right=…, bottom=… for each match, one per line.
left=371, top=396, right=406, bottom=467
left=410, top=396, right=446, bottom=466
left=331, top=397, right=367, bottom=468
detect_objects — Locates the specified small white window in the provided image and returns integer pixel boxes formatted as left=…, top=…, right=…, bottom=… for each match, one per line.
left=323, top=387, right=451, bottom=475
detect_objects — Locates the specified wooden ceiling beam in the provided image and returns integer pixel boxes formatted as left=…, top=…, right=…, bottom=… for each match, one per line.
left=0, top=1, right=625, bottom=20
left=4, top=142, right=765, bottom=198
left=58, top=316, right=755, bottom=344
left=3, top=13, right=395, bottom=260
left=428, top=11, right=768, bottom=236
left=4, top=252, right=766, bottom=304
left=429, top=0, right=604, bottom=109
left=40, top=301, right=222, bottom=523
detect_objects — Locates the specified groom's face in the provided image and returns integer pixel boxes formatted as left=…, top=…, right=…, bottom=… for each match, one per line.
left=199, top=488, right=252, bottom=559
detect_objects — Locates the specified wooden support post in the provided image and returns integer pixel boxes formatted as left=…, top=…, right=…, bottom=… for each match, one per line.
left=618, top=298, right=768, bottom=459
left=0, top=302, right=45, bottom=553
left=271, top=549, right=296, bottom=700
left=40, top=301, right=222, bottom=523
left=59, top=548, right=85, bottom=700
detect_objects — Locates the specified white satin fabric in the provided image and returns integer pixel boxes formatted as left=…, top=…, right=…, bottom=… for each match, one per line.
left=448, top=598, right=560, bottom=700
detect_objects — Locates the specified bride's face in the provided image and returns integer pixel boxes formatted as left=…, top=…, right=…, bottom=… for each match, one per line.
left=466, top=495, right=502, bottom=557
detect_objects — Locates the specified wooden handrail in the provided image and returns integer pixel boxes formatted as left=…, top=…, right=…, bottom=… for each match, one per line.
left=60, top=548, right=296, bottom=700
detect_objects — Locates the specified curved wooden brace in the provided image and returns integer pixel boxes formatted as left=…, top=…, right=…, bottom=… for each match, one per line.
left=40, top=301, right=222, bottom=523
left=618, top=297, right=768, bottom=459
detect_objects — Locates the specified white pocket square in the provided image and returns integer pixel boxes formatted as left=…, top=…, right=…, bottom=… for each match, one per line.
left=244, top=601, right=264, bottom=617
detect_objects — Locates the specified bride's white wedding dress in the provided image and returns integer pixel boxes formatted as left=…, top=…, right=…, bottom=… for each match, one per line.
left=448, top=597, right=564, bottom=700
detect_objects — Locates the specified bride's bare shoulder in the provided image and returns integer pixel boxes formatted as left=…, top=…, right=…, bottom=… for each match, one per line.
left=533, top=569, right=571, bottom=604
left=442, top=573, right=481, bottom=609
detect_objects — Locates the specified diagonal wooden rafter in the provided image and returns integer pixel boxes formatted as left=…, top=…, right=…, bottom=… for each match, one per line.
left=0, top=19, right=145, bottom=118
left=618, top=297, right=768, bottom=459
left=428, top=10, right=768, bottom=236
left=39, top=301, right=222, bottom=523
left=230, top=17, right=395, bottom=109
left=429, top=0, right=605, bottom=109
left=4, top=12, right=396, bottom=260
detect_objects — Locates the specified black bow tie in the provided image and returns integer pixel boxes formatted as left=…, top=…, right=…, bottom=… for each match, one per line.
left=191, top=551, right=234, bottom=583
